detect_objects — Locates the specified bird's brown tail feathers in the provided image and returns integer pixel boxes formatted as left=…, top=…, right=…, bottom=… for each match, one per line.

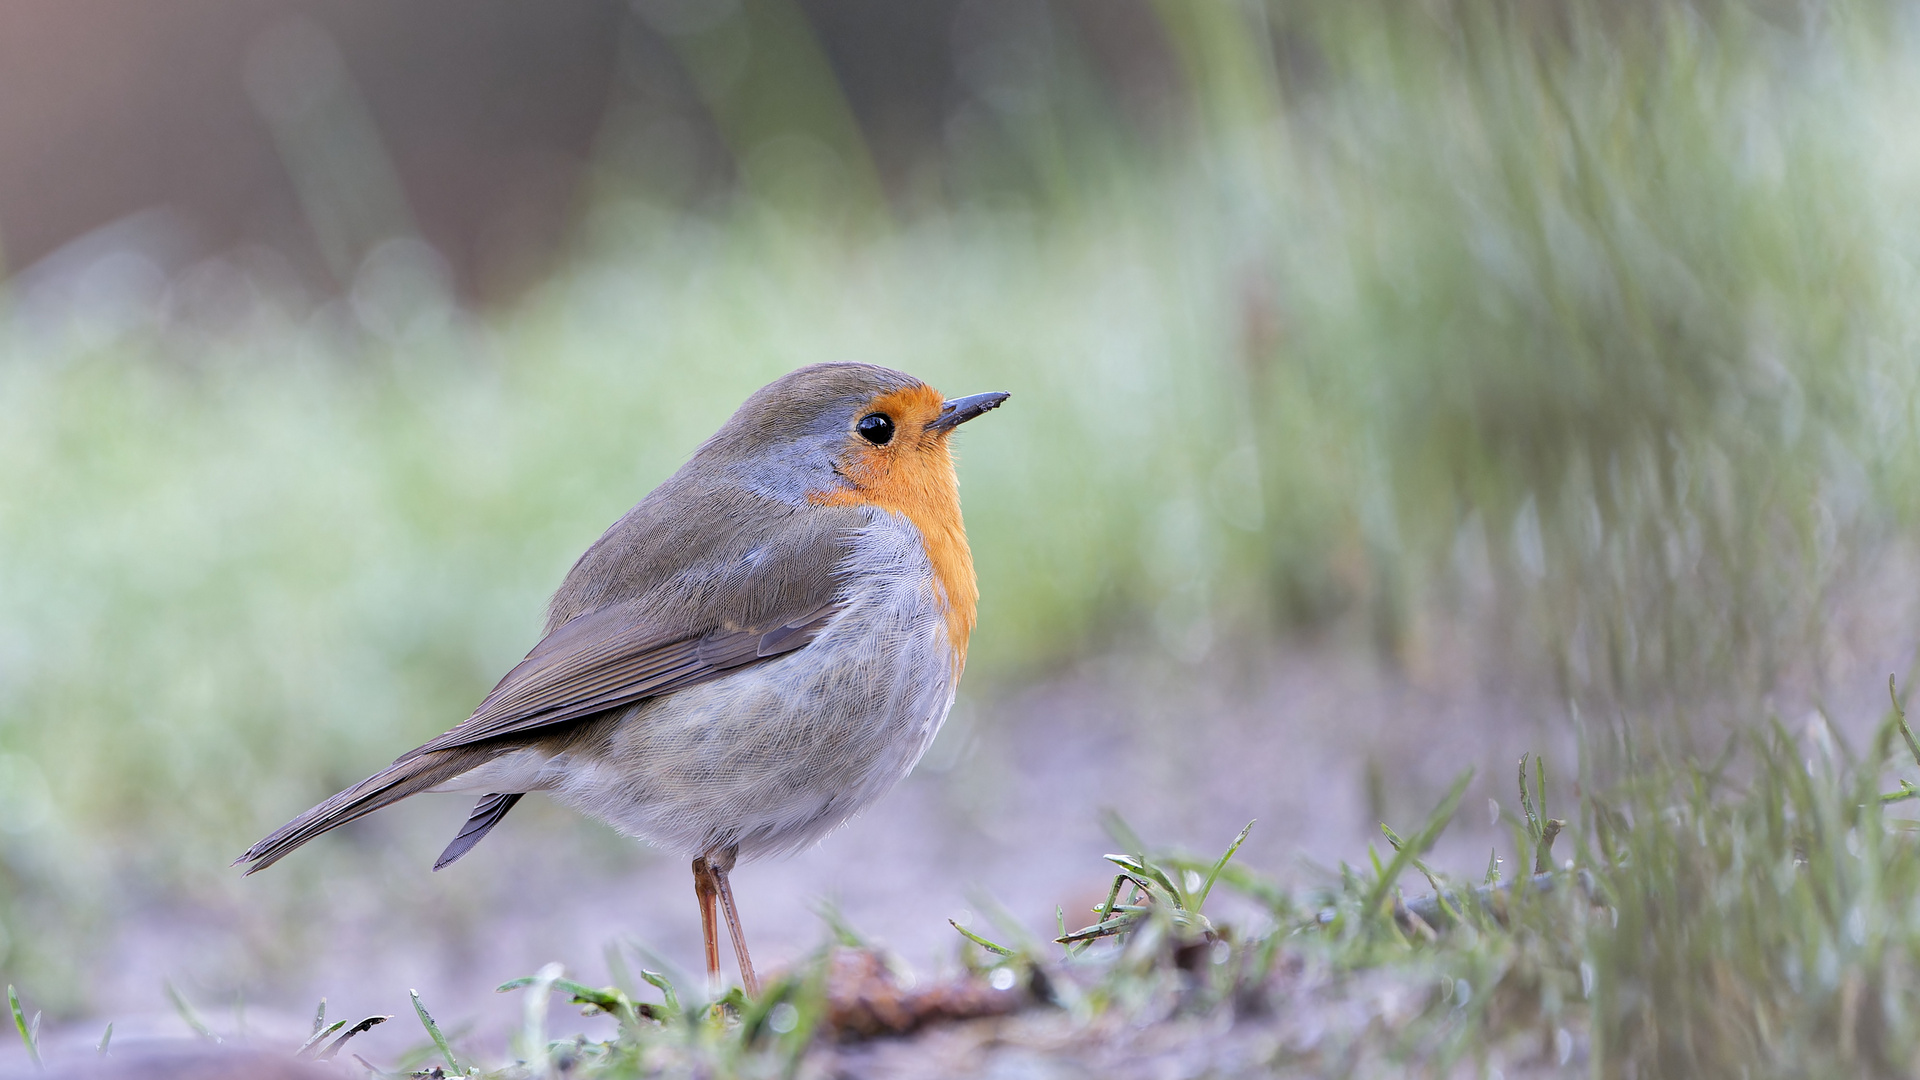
left=235, top=749, right=487, bottom=874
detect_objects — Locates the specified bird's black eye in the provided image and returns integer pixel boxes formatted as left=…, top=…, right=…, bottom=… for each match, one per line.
left=857, top=413, right=895, bottom=445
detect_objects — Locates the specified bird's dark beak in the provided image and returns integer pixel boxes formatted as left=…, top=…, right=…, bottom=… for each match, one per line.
left=929, top=391, right=1010, bottom=432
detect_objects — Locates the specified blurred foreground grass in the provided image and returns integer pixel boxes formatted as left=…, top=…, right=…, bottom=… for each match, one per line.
left=5, top=0, right=1920, bottom=1037
left=21, top=695, right=1920, bottom=1076
left=599, top=694, right=1920, bottom=1075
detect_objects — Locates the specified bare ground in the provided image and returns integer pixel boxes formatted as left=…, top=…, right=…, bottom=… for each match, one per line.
left=11, top=561, right=1919, bottom=1072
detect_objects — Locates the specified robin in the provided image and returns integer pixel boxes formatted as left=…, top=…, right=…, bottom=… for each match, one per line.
left=237, top=363, right=1008, bottom=997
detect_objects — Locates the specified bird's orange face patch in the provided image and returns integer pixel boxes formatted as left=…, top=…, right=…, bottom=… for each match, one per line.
left=809, top=383, right=978, bottom=668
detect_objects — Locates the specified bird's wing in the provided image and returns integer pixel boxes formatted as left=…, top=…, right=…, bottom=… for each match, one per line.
left=404, top=505, right=863, bottom=758
left=406, top=600, right=841, bottom=755
left=236, top=499, right=873, bottom=874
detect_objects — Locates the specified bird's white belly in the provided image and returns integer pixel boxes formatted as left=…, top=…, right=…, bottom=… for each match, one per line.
left=449, top=512, right=960, bottom=860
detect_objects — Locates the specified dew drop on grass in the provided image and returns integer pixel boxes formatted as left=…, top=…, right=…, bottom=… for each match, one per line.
left=1555, top=1028, right=1573, bottom=1066
left=1182, top=870, right=1204, bottom=895
left=1847, top=906, right=1866, bottom=945
left=1454, top=978, right=1471, bottom=1006
left=1211, top=940, right=1230, bottom=965
left=1580, top=961, right=1594, bottom=999
left=1488, top=799, right=1500, bottom=827
left=767, top=1002, right=799, bottom=1035
left=989, top=967, right=1017, bottom=991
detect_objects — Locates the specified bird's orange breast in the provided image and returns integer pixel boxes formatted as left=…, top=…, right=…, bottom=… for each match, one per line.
left=807, top=384, right=977, bottom=670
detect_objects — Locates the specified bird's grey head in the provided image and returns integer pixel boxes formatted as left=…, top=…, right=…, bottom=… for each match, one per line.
left=694, top=363, right=1008, bottom=502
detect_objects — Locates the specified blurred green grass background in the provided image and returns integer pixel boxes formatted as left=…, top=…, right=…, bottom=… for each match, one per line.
left=5, top=0, right=1920, bottom=1013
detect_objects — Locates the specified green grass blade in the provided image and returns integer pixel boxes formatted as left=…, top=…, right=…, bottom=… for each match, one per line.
left=517, top=963, right=562, bottom=1072
left=1518, top=755, right=1540, bottom=843
left=625, top=940, right=688, bottom=1014
left=1194, top=820, right=1255, bottom=911
left=296, top=1019, right=348, bottom=1058
left=1099, top=808, right=1148, bottom=854
left=1364, top=769, right=1474, bottom=917
left=810, top=898, right=869, bottom=948
left=1536, top=755, right=1549, bottom=827
left=8, top=986, right=40, bottom=1070
left=1382, top=824, right=1445, bottom=893
left=410, top=990, right=461, bottom=1074
left=638, top=968, right=680, bottom=1015
left=164, top=980, right=219, bottom=1042
left=1532, top=818, right=1565, bottom=875
left=97, top=1021, right=112, bottom=1057
left=1102, top=854, right=1187, bottom=909
left=1892, top=676, right=1920, bottom=768
left=949, top=918, right=1016, bottom=956
left=552, top=979, right=611, bottom=1006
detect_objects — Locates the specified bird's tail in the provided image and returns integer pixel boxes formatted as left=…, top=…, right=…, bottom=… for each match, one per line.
left=234, top=748, right=488, bottom=874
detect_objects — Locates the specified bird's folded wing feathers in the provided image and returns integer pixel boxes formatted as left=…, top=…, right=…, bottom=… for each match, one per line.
left=405, top=602, right=840, bottom=755
left=402, top=508, right=862, bottom=758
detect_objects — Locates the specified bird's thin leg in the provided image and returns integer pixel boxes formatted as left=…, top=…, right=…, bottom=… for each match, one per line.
left=706, top=844, right=760, bottom=998
left=692, top=855, right=722, bottom=999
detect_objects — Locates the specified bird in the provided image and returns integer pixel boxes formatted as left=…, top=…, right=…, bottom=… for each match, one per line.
left=236, top=363, right=1008, bottom=997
